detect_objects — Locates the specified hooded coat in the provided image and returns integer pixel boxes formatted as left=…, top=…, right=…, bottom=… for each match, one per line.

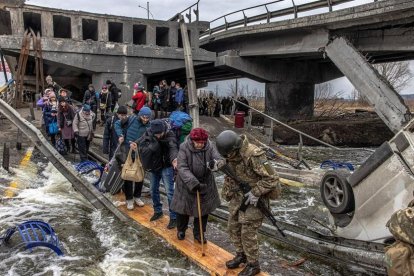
left=171, top=137, right=222, bottom=217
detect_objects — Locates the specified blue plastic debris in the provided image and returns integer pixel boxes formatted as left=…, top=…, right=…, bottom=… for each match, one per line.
left=0, top=220, right=63, bottom=256
left=75, top=161, right=104, bottom=187
left=320, top=160, right=354, bottom=171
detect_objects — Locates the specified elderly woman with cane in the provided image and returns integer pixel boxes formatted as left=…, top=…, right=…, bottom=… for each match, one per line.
left=171, top=128, right=225, bottom=244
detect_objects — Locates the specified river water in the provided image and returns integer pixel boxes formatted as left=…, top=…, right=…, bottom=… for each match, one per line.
left=0, top=146, right=374, bottom=275
left=0, top=156, right=205, bottom=276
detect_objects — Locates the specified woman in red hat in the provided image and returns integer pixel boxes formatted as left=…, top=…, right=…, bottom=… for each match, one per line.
left=171, top=128, right=225, bottom=243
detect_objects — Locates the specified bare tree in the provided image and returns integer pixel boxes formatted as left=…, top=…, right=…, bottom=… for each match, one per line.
left=314, top=83, right=346, bottom=118
left=227, top=82, right=246, bottom=97
left=373, top=61, right=413, bottom=92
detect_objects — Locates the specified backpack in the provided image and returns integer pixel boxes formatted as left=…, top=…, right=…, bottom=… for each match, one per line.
left=385, top=241, right=414, bottom=276
left=168, top=111, right=192, bottom=144
left=384, top=207, right=414, bottom=276
left=169, top=111, right=192, bottom=129
left=387, top=207, right=414, bottom=245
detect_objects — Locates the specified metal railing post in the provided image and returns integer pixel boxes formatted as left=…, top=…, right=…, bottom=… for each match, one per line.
left=327, top=0, right=333, bottom=12
left=291, top=0, right=298, bottom=19
left=16, top=129, right=22, bottom=150
left=298, top=133, right=303, bottom=162
left=265, top=5, right=271, bottom=23
left=2, top=143, right=10, bottom=172
left=248, top=109, right=253, bottom=129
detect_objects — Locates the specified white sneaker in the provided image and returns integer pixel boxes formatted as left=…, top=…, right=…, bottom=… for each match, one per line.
left=134, top=198, right=144, bottom=207
left=126, top=199, right=134, bottom=210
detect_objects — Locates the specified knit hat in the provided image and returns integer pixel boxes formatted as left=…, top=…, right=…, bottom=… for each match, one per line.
left=83, top=104, right=91, bottom=112
left=138, top=106, right=152, bottom=117
left=150, top=119, right=165, bottom=134
left=102, top=85, right=108, bottom=89
left=117, top=105, right=128, bottom=115
left=134, top=82, right=144, bottom=91
left=106, top=80, right=112, bottom=85
left=190, top=128, right=208, bottom=143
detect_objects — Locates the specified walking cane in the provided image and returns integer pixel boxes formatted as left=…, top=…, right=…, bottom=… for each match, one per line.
left=196, top=191, right=205, bottom=256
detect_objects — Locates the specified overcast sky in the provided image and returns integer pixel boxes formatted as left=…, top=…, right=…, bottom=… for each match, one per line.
left=13, top=0, right=413, bottom=96
left=25, top=0, right=372, bottom=21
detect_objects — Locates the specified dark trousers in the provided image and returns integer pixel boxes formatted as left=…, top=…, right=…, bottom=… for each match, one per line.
left=176, top=213, right=208, bottom=238
left=100, top=107, right=110, bottom=122
left=50, top=134, right=56, bottom=147
left=122, top=181, right=143, bottom=200
left=77, top=136, right=90, bottom=162
left=64, top=139, right=76, bottom=152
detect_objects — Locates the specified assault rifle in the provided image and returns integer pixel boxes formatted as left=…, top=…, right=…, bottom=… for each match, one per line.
left=220, top=164, right=285, bottom=237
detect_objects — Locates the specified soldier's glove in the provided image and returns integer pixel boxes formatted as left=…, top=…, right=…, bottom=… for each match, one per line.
left=244, top=191, right=259, bottom=207
left=207, top=159, right=226, bottom=172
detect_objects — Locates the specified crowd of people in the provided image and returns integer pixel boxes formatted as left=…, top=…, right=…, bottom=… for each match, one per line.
left=198, top=93, right=251, bottom=117
left=36, top=75, right=279, bottom=276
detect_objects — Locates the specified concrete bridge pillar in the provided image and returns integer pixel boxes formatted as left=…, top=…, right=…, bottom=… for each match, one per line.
left=265, top=81, right=315, bottom=120
left=9, top=9, right=23, bottom=35
left=264, top=61, right=318, bottom=120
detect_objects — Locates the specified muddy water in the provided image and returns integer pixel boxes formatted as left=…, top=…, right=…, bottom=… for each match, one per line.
left=0, top=159, right=205, bottom=276
left=0, top=145, right=375, bottom=275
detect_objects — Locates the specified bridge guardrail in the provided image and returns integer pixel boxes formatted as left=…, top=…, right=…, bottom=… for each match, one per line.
left=170, top=0, right=200, bottom=23
left=201, top=0, right=378, bottom=38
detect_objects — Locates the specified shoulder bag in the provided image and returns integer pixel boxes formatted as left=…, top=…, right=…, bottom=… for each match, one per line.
left=121, top=148, right=145, bottom=182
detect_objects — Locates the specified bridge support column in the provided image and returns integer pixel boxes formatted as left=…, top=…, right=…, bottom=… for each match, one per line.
left=265, top=81, right=315, bottom=120
left=92, top=72, right=145, bottom=105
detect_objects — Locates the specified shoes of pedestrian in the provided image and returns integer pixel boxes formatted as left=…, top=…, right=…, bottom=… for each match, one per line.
left=194, top=235, right=207, bottom=244
left=126, top=199, right=134, bottom=210
left=177, top=231, right=185, bottom=240
left=238, top=261, right=260, bottom=276
left=134, top=197, right=144, bottom=207
left=150, top=212, right=163, bottom=221
left=226, top=252, right=247, bottom=269
left=167, top=219, right=177, bottom=229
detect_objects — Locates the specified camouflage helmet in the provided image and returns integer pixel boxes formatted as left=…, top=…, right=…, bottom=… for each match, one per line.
left=216, top=130, right=242, bottom=157
left=386, top=207, right=414, bottom=245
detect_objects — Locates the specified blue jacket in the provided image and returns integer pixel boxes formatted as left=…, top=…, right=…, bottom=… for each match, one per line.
left=175, top=88, right=184, bottom=104
left=114, top=115, right=149, bottom=147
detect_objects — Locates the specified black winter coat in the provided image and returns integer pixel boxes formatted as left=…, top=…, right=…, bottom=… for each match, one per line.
left=138, top=122, right=179, bottom=171
left=171, top=137, right=222, bottom=217
left=103, top=114, right=119, bottom=160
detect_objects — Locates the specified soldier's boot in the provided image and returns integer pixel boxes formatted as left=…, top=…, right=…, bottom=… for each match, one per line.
left=238, top=261, right=260, bottom=276
left=226, top=252, right=247, bottom=269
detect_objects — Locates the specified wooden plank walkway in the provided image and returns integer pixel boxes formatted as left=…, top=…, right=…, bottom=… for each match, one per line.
left=114, top=194, right=268, bottom=276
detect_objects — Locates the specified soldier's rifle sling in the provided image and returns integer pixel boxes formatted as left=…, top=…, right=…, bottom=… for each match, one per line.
left=220, top=164, right=285, bottom=237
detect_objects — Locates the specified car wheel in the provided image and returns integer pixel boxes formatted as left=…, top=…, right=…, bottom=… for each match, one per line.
left=320, top=170, right=355, bottom=214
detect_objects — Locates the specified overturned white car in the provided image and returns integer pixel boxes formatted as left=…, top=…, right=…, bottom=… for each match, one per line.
left=320, top=119, right=414, bottom=242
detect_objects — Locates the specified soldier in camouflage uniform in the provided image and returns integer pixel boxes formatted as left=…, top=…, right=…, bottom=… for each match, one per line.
left=206, top=92, right=216, bottom=117
left=216, top=130, right=281, bottom=276
left=385, top=206, right=414, bottom=275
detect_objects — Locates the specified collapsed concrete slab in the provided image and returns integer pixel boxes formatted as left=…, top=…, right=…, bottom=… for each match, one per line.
left=324, top=37, right=411, bottom=133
